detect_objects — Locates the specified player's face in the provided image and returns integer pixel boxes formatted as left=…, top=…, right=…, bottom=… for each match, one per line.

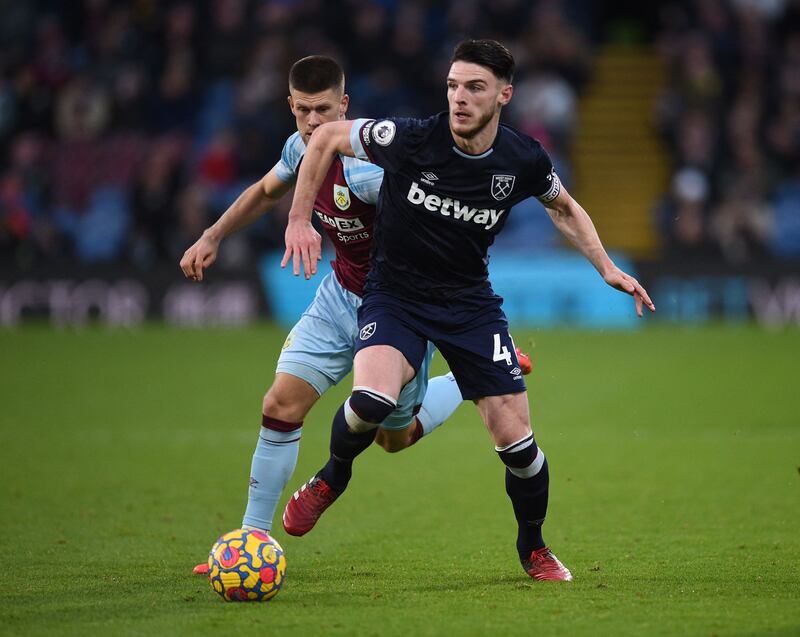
left=288, top=87, right=349, bottom=144
left=446, top=62, right=512, bottom=139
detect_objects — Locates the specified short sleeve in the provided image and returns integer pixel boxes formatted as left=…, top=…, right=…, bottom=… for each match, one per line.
left=528, top=142, right=561, bottom=204
left=342, top=156, right=384, bottom=205
left=350, top=117, right=410, bottom=174
left=272, top=132, right=306, bottom=183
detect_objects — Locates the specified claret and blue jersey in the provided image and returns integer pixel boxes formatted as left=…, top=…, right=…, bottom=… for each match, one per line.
left=274, top=131, right=384, bottom=296
left=350, top=112, right=562, bottom=302
left=272, top=130, right=433, bottom=421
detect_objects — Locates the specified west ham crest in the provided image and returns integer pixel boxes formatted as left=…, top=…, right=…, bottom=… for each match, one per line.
left=491, top=174, right=515, bottom=201
left=359, top=322, right=376, bottom=340
left=334, top=184, right=351, bottom=210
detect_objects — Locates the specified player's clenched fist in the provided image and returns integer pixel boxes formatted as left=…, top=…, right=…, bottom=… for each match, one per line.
left=180, top=233, right=220, bottom=282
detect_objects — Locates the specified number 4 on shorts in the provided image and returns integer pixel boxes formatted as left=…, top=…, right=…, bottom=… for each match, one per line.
left=492, top=333, right=512, bottom=366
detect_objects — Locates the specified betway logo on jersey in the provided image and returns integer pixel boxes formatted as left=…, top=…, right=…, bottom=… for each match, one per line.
left=406, top=182, right=506, bottom=230
left=315, top=210, right=365, bottom=233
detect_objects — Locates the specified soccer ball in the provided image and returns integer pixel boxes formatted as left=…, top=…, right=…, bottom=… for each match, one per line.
left=207, top=528, right=287, bottom=601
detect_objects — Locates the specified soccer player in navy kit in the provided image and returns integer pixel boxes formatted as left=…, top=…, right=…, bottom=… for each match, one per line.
left=180, top=56, right=495, bottom=574
left=282, top=40, right=655, bottom=581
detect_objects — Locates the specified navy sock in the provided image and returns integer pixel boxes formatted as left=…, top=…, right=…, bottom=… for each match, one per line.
left=505, top=456, right=549, bottom=560
left=318, top=402, right=377, bottom=492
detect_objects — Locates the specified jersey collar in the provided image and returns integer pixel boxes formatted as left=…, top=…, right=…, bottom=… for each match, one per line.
left=447, top=115, right=502, bottom=160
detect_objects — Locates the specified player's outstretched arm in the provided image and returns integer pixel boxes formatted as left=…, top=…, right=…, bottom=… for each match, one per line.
left=283, top=120, right=356, bottom=279
left=543, top=185, right=655, bottom=317
left=180, top=169, right=293, bottom=281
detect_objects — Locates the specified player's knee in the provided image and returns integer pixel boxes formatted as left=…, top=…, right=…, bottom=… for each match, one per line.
left=262, top=387, right=285, bottom=415
left=345, top=388, right=397, bottom=433
left=496, top=433, right=545, bottom=478
left=262, top=386, right=303, bottom=422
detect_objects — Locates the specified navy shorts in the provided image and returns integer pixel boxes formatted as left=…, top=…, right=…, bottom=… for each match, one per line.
left=355, top=291, right=526, bottom=400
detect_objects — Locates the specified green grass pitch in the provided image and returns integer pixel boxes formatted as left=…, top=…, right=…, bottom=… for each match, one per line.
left=0, top=324, right=798, bottom=636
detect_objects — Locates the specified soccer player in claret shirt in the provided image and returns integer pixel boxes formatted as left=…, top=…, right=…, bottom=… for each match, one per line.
left=179, top=55, right=533, bottom=574
left=282, top=40, right=655, bottom=582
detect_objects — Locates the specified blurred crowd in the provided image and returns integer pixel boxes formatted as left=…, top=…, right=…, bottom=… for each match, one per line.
left=0, top=0, right=594, bottom=269
left=656, top=0, right=800, bottom=263
left=2, top=0, right=797, bottom=270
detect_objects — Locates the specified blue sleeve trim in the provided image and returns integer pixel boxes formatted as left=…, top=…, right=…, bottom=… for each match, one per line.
left=343, top=156, right=383, bottom=205
left=273, top=132, right=306, bottom=183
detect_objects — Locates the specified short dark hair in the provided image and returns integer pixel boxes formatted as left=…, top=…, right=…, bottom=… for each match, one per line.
left=289, top=55, right=345, bottom=94
left=451, top=39, right=515, bottom=83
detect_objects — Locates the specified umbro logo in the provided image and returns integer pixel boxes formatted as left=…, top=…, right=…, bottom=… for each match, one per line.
left=421, top=172, right=438, bottom=186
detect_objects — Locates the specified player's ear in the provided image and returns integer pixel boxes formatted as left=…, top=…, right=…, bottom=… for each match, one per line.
left=287, top=95, right=294, bottom=112
left=339, top=93, right=349, bottom=118
left=499, top=83, right=513, bottom=107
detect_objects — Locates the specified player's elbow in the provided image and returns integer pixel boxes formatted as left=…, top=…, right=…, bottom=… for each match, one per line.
left=546, top=194, right=583, bottom=228
left=312, top=121, right=352, bottom=156
left=310, top=121, right=337, bottom=148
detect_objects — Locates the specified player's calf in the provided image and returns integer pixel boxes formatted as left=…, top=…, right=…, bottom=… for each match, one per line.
left=496, top=433, right=545, bottom=480
left=496, top=433, right=550, bottom=561
left=283, top=388, right=398, bottom=537
left=495, top=438, right=570, bottom=581
left=326, top=386, right=400, bottom=484
left=374, top=419, right=422, bottom=452
left=319, top=388, right=397, bottom=489
left=374, top=372, right=464, bottom=454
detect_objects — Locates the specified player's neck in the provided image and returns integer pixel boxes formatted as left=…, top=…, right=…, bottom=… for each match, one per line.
left=450, top=116, right=500, bottom=156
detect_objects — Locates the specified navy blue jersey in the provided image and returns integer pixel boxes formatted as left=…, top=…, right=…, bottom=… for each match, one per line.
left=350, top=112, right=561, bottom=302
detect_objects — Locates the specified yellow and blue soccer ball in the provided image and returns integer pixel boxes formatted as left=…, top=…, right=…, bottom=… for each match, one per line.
left=207, top=528, right=287, bottom=601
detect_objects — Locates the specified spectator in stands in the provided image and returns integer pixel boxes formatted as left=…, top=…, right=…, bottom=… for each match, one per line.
left=659, top=167, right=718, bottom=260
left=129, top=137, right=184, bottom=265
left=2, top=0, right=798, bottom=268
left=770, top=166, right=800, bottom=259
left=657, top=0, right=799, bottom=263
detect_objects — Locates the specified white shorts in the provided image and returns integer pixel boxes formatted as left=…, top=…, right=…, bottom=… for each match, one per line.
left=276, top=272, right=432, bottom=430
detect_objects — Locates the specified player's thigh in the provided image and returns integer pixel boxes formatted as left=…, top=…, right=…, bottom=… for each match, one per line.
left=353, top=298, right=427, bottom=399
left=474, top=392, right=531, bottom=447
left=262, top=372, right=320, bottom=422
left=353, top=345, right=415, bottom=400
left=382, top=341, right=434, bottom=430
left=276, top=276, right=359, bottom=396
left=276, top=314, right=354, bottom=396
